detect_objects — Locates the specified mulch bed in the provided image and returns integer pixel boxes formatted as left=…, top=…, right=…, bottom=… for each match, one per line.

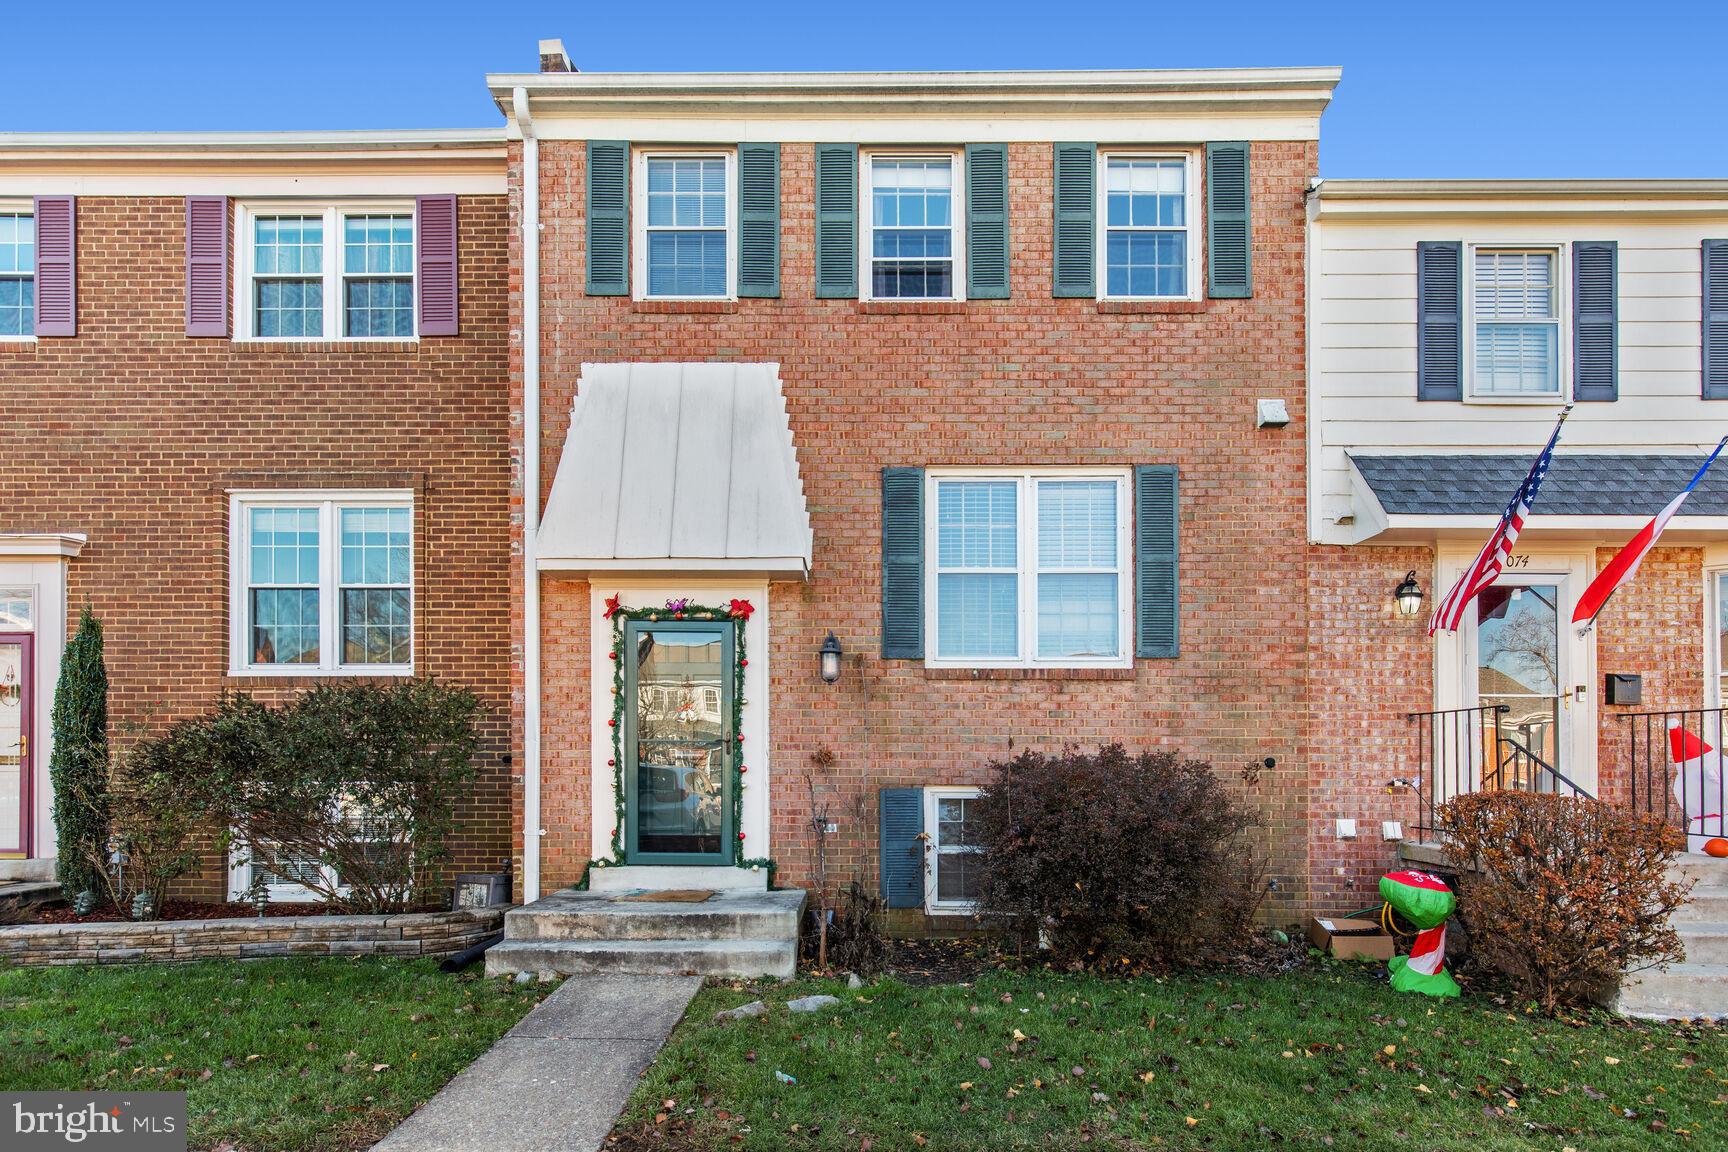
left=20, top=900, right=447, bottom=925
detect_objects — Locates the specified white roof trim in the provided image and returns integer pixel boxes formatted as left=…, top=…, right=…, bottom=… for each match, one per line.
left=538, top=363, right=812, bottom=578
left=0, top=532, right=87, bottom=558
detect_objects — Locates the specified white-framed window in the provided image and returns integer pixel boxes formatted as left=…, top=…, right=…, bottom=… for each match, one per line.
left=226, top=815, right=395, bottom=904
left=1469, top=246, right=1564, bottom=399
left=1097, top=151, right=1198, bottom=301
left=227, top=490, right=413, bottom=676
left=1710, top=570, right=1728, bottom=709
left=861, top=151, right=964, bottom=301
left=0, top=586, right=32, bottom=631
left=235, top=203, right=416, bottom=340
left=924, top=787, right=982, bottom=914
left=633, top=150, right=737, bottom=301
left=0, top=207, right=33, bottom=339
left=925, top=469, right=1133, bottom=669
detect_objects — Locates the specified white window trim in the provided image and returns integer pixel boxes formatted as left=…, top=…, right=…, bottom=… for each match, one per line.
left=1708, top=567, right=1728, bottom=710
left=1095, top=150, right=1201, bottom=303
left=631, top=149, right=739, bottom=302
left=923, top=467, right=1134, bottom=670
left=1464, top=242, right=1568, bottom=405
left=227, top=847, right=345, bottom=903
left=859, top=149, right=967, bottom=303
left=233, top=201, right=418, bottom=342
left=0, top=199, right=35, bottom=343
left=923, top=786, right=982, bottom=916
left=227, top=489, right=414, bottom=677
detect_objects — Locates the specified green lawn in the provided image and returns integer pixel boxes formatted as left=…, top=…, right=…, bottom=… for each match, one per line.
left=619, top=965, right=1727, bottom=1151
left=0, top=957, right=551, bottom=1152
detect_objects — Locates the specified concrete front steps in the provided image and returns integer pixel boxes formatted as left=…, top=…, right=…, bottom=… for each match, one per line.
left=485, top=866, right=804, bottom=980
left=1618, top=857, right=1728, bottom=1020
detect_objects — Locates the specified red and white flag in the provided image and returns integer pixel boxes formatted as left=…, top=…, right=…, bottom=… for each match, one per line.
left=1429, top=407, right=1571, bottom=635
left=1572, top=437, right=1728, bottom=632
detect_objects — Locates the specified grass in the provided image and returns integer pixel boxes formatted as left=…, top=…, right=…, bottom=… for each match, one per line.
left=619, top=964, right=1727, bottom=1151
left=0, top=957, right=551, bottom=1152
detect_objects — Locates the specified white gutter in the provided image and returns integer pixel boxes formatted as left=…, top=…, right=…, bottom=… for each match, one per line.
left=514, top=86, right=544, bottom=903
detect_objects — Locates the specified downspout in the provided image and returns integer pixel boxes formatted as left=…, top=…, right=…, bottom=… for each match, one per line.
left=513, top=85, right=543, bottom=903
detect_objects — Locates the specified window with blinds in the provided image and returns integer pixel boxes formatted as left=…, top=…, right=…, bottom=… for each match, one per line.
left=1473, top=249, right=1561, bottom=396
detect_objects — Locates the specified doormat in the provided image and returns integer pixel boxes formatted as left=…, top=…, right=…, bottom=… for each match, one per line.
left=616, top=889, right=715, bottom=903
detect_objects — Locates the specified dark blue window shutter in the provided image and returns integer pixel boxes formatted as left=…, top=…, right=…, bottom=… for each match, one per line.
left=1572, top=240, right=1617, bottom=402
left=1052, top=143, right=1095, bottom=297
left=1205, top=141, right=1251, bottom=299
left=815, top=144, right=858, bottom=299
left=966, top=143, right=1009, bottom=299
left=1706, top=240, right=1728, bottom=400
left=881, top=467, right=924, bottom=659
left=1135, top=465, right=1179, bottom=659
left=737, top=142, right=780, bottom=298
left=879, top=787, right=925, bottom=909
left=586, top=140, right=629, bottom=296
left=1416, top=241, right=1463, bottom=401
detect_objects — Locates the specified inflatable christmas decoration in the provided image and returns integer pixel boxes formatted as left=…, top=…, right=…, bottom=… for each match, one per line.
left=1666, top=718, right=1727, bottom=853
left=1379, top=870, right=1460, bottom=998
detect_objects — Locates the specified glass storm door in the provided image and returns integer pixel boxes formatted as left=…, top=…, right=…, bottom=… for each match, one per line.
left=623, top=619, right=735, bottom=864
left=0, top=635, right=32, bottom=858
left=1473, top=581, right=1567, bottom=789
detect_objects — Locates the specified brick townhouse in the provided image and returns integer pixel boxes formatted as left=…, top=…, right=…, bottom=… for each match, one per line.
left=0, top=130, right=516, bottom=898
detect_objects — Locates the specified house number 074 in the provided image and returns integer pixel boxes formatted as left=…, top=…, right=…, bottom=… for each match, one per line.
left=1502, top=555, right=1530, bottom=568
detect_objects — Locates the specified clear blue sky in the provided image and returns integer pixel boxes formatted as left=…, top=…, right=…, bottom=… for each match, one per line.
left=8, top=1, right=1720, bottom=178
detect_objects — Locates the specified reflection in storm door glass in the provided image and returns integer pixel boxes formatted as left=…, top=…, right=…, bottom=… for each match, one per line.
left=634, top=626, right=727, bottom=856
left=1475, top=583, right=1561, bottom=787
left=0, top=641, right=24, bottom=854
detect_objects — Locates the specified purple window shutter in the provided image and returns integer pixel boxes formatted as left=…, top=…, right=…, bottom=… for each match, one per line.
left=184, top=196, right=230, bottom=337
left=416, top=195, right=458, bottom=336
left=32, top=196, right=75, bottom=336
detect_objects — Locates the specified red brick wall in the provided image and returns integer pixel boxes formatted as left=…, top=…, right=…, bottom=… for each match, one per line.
left=514, top=140, right=1318, bottom=923
left=0, top=194, right=514, bottom=897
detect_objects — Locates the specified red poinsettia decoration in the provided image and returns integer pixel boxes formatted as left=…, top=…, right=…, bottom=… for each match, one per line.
left=603, top=594, right=622, bottom=619
left=728, top=598, right=755, bottom=620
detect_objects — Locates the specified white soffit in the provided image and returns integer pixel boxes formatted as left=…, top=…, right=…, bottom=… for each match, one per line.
left=538, top=363, right=812, bottom=577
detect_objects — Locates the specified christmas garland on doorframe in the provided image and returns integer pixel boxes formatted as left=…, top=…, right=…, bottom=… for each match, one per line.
left=595, top=595, right=774, bottom=876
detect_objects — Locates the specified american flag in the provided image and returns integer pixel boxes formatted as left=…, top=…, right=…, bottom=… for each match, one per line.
left=1428, top=406, right=1572, bottom=636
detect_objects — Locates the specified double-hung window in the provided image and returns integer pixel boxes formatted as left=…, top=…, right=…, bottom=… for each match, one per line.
left=1471, top=248, right=1562, bottom=397
left=926, top=470, right=1132, bottom=668
left=238, top=204, right=416, bottom=339
left=925, top=787, right=982, bottom=913
left=229, top=492, right=413, bottom=675
left=0, top=209, right=33, bottom=337
left=1099, top=153, right=1196, bottom=300
left=635, top=151, right=735, bottom=300
left=862, top=152, right=963, bottom=300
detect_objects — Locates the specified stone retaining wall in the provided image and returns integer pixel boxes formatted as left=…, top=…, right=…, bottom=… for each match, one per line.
left=0, top=908, right=505, bottom=967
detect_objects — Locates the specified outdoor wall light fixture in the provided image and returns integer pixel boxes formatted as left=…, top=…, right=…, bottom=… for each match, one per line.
left=1394, top=571, right=1425, bottom=618
left=819, top=632, right=843, bottom=684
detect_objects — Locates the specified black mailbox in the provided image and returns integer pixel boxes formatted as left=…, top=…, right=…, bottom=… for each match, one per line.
left=1605, top=673, right=1643, bottom=706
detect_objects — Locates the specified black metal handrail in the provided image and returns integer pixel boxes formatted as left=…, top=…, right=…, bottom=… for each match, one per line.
left=1405, top=704, right=1506, bottom=837
left=1488, top=734, right=1594, bottom=799
left=1620, top=707, right=1728, bottom=842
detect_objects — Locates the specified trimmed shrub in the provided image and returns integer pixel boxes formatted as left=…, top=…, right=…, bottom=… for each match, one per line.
left=49, top=606, right=109, bottom=899
left=1440, top=791, right=1690, bottom=1014
left=971, top=744, right=1265, bottom=968
left=79, top=747, right=202, bottom=918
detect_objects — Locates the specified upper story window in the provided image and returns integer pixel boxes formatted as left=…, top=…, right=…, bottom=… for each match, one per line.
left=237, top=204, right=415, bottom=340
left=1099, top=153, right=1196, bottom=301
left=1471, top=248, right=1561, bottom=397
left=634, top=151, right=735, bottom=300
left=925, top=469, right=1132, bottom=669
left=863, top=152, right=963, bottom=301
left=228, top=492, right=413, bottom=675
left=0, top=210, right=33, bottom=338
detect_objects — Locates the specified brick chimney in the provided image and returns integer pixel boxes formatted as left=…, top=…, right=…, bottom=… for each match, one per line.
left=538, top=39, right=574, bottom=73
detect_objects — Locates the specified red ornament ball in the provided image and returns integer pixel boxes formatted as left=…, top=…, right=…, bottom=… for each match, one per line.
left=738, top=832, right=747, bottom=840
left=739, top=765, right=747, bottom=774
left=740, top=659, right=748, bottom=668
left=609, top=651, right=618, bottom=660
left=607, top=758, right=615, bottom=767
left=608, top=719, right=617, bottom=728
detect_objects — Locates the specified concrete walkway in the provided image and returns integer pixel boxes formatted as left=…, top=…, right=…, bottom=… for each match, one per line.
left=372, top=972, right=701, bottom=1152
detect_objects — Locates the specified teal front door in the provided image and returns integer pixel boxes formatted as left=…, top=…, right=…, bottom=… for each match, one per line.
left=623, top=619, right=735, bottom=864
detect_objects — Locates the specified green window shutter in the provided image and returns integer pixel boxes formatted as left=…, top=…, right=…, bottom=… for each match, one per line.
left=815, top=143, right=858, bottom=299
left=1205, top=141, right=1251, bottom=299
left=881, top=466, right=924, bottom=659
left=1705, top=240, right=1728, bottom=400
left=1134, top=465, right=1179, bottom=659
left=586, top=140, right=629, bottom=296
left=1052, top=142, right=1096, bottom=298
left=966, top=143, right=1010, bottom=299
left=737, top=142, right=781, bottom=298
left=1416, top=241, right=1464, bottom=401
left=1571, top=240, right=1618, bottom=402
left=879, top=787, right=925, bottom=909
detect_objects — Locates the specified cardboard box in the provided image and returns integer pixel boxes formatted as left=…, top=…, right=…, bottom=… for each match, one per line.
left=1307, top=916, right=1396, bottom=962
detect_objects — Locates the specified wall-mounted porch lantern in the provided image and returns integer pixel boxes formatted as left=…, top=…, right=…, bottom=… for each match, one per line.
left=1394, top=571, right=1425, bottom=618
left=819, top=632, right=843, bottom=684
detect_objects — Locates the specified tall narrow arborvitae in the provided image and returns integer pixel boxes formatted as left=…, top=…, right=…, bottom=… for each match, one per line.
left=49, top=606, right=109, bottom=898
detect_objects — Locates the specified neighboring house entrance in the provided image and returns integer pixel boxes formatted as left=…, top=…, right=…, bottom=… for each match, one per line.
left=623, top=618, right=735, bottom=863
left=0, top=634, right=31, bottom=858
